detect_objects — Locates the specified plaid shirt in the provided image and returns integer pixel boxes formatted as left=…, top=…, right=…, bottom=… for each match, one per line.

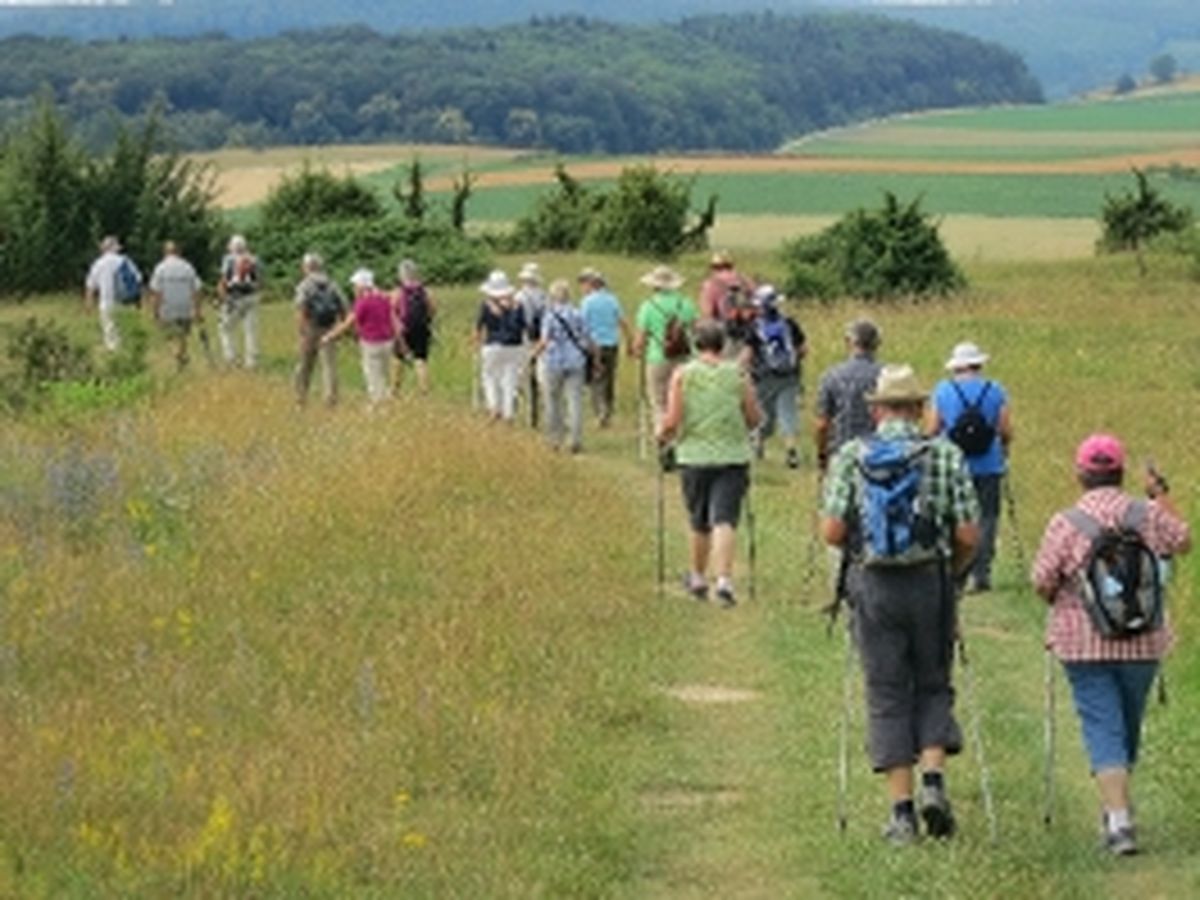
left=817, top=353, right=882, bottom=453
left=1032, top=487, right=1190, bottom=662
left=823, top=418, right=980, bottom=555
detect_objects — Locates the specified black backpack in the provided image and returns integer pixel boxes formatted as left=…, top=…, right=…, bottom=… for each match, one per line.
left=305, top=281, right=343, bottom=329
left=948, top=381, right=996, bottom=457
left=1064, top=502, right=1163, bottom=639
left=403, top=283, right=430, bottom=332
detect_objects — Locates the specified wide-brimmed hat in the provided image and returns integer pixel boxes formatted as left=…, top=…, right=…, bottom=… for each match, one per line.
left=349, top=268, right=375, bottom=289
left=480, top=269, right=515, bottom=298
left=1075, top=433, right=1125, bottom=473
left=100, top=235, right=121, bottom=253
left=577, top=266, right=605, bottom=285
left=517, top=262, right=542, bottom=284
left=639, top=265, right=685, bottom=291
left=866, top=364, right=928, bottom=405
left=945, top=341, right=990, bottom=371
left=710, top=250, right=734, bottom=268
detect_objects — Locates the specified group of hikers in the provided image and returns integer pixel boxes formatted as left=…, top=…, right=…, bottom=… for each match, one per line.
left=660, top=304, right=1190, bottom=853
left=83, top=235, right=436, bottom=406
left=84, top=236, right=1192, bottom=856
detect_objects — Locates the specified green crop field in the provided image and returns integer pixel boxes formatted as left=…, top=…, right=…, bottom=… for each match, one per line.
left=2, top=250, right=1199, bottom=896
left=445, top=170, right=1200, bottom=222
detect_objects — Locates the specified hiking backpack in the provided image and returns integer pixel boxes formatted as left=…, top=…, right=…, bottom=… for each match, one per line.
left=402, top=283, right=430, bottom=333
left=855, top=438, right=941, bottom=567
left=947, top=381, right=996, bottom=457
left=1064, top=502, right=1163, bottom=639
left=654, top=299, right=690, bottom=360
left=305, top=281, right=343, bottom=329
left=756, top=316, right=798, bottom=376
left=115, top=256, right=142, bottom=306
left=718, top=281, right=754, bottom=341
left=224, top=254, right=259, bottom=296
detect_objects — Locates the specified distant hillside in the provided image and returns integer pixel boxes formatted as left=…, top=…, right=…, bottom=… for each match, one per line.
left=0, top=1, right=1194, bottom=98
left=0, top=13, right=1041, bottom=154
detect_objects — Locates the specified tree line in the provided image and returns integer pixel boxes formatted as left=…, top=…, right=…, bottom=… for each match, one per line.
left=0, top=12, right=1042, bottom=155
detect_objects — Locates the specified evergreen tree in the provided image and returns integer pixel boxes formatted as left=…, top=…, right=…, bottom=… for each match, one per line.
left=1098, top=168, right=1192, bottom=274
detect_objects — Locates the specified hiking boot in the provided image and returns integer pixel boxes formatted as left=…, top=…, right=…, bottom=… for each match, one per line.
left=715, top=584, right=737, bottom=609
left=1104, top=826, right=1138, bottom=856
left=918, top=784, right=957, bottom=839
left=881, top=813, right=918, bottom=846
left=682, top=574, right=708, bottom=602
left=785, top=447, right=800, bottom=469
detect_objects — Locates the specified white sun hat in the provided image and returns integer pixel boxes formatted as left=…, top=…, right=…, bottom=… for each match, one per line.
left=945, top=341, right=990, bottom=371
left=349, top=268, right=375, bottom=289
left=480, top=269, right=515, bottom=298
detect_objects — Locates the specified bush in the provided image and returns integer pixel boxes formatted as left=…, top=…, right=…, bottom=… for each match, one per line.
left=779, top=193, right=964, bottom=301
left=1098, top=168, right=1193, bottom=274
left=505, top=164, right=713, bottom=258
left=259, top=164, right=383, bottom=226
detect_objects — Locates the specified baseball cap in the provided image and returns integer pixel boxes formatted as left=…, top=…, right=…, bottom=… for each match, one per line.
left=1075, top=433, right=1125, bottom=473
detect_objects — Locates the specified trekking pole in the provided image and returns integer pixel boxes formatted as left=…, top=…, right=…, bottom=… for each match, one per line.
left=746, top=472, right=758, bottom=603
left=1042, top=647, right=1056, bottom=827
left=656, top=448, right=666, bottom=601
left=1002, top=476, right=1029, bottom=577
left=836, top=613, right=855, bottom=833
left=957, top=636, right=999, bottom=844
left=637, top=360, right=648, bottom=460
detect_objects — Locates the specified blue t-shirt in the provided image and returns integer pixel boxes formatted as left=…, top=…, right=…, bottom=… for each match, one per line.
left=580, top=289, right=624, bottom=348
left=933, top=376, right=1008, bottom=476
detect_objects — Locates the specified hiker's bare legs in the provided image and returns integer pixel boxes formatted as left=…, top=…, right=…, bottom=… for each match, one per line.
left=690, top=531, right=711, bottom=578
left=415, top=360, right=430, bottom=394
left=886, top=746, right=946, bottom=802
left=711, top=523, right=737, bottom=580
left=1096, top=767, right=1131, bottom=813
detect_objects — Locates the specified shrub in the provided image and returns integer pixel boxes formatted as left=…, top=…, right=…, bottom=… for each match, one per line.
left=259, top=164, right=383, bottom=226
left=1098, top=168, right=1193, bottom=274
left=504, top=164, right=603, bottom=253
left=779, top=193, right=964, bottom=301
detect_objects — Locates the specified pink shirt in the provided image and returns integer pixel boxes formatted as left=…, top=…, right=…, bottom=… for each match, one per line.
left=1032, top=487, right=1190, bottom=662
left=698, top=270, right=754, bottom=319
left=352, top=290, right=396, bottom=343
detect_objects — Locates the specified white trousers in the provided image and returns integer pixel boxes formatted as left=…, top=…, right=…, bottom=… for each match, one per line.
left=219, top=294, right=260, bottom=368
left=481, top=344, right=526, bottom=420
left=359, top=340, right=393, bottom=406
left=98, top=302, right=120, bottom=352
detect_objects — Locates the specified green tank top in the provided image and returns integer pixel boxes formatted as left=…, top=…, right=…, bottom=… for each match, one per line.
left=677, top=359, right=752, bottom=466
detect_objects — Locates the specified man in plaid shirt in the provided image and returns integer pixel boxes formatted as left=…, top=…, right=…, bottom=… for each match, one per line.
left=1032, top=433, right=1191, bottom=856
left=822, top=364, right=980, bottom=845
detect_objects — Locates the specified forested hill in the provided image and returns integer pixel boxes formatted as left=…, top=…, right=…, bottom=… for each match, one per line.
left=0, top=14, right=1042, bottom=154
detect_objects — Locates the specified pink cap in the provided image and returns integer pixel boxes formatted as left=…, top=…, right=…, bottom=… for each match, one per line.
left=1075, top=433, right=1125, bottom=473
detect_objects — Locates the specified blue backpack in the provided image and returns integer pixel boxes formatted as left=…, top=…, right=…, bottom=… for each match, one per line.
left=756, top=315, right=798, bottom=375
left=855, top=438, right=941, bottom=566
left=115, top=256, right=142, bottom=306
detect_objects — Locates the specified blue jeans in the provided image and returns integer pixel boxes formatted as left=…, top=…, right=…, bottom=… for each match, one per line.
left=1063, top=661, right=1159, bottom=772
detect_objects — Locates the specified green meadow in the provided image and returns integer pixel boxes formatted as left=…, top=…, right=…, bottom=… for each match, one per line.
left=2, top=247, right=1198, bottom=896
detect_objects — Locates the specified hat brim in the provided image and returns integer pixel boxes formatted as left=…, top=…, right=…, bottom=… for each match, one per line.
left=639, top=273, right=684, bottom=290
left=945, top=354, right=989, bottom=370
left=866, top=390, right=928, bottom=405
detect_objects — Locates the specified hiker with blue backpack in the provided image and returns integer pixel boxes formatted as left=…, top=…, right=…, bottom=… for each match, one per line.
left=84, top=235, right=141, bottom=353
left=821, top=364, right=980, bottom=845
left=745, top=285, right=806, bottom=468
left=1032, top=433, right=1190, bottom=856
left=928, top=342, right=1013, bottom=592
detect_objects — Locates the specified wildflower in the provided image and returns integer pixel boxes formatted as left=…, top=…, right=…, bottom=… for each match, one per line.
left=401, top=831, right=427, bottom=849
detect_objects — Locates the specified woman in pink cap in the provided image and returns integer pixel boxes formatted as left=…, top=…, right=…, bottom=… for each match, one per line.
left=1032, top=433, right=1191, bottom=856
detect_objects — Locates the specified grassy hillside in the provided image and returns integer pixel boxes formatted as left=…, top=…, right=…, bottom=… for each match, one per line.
left=1, top=249, right=1198, bottom=894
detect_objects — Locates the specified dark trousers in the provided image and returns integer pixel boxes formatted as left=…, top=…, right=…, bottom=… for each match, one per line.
left=852, top=562, right=962, bottom=771
left=971, top=474, right=1002, bottom=587
left=590, top=344, right=619, bottom=425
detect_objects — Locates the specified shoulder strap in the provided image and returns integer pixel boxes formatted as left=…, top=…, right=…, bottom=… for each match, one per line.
left=1063, top=507, right=1103, bottom=540
left=551, top=309, right=587, bottom=354
left=1122, top=500, right=1149, bottom=532
left=950, top=379, right=989, bottom=410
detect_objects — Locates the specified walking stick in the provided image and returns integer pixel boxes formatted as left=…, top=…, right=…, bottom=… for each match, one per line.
left=958, top=637, right=999, bottom=844
left=837, top=615, right=855, bottom=833
left=746, top=479, right=757, bottom=603
left=638, top=360, right=648, bottom=461
left=656, top=449, right=666, bottom=601
left=1043, top=647, right=1056, bottom=826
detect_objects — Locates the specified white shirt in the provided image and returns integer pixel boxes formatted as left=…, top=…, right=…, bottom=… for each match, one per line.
left=85, top=251, right=124, bottom=308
